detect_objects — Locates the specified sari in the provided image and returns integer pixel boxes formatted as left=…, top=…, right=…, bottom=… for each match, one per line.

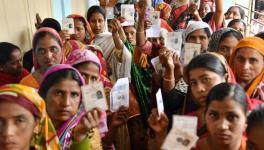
left=92, top=32, right=132, bottom=81
left=0, top=68, right=29, bottom=86
left=229, top=37, right=264, bottom=101
left=39, top=64, right=101, bottom=150
left=0, top=84, right=61, bottom=150
left=20, top=27, right=65, bottom=89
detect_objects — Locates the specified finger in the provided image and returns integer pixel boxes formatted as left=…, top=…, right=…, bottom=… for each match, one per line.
left=86, top=112, right=96, bottom=127
left=92, top=109, right=100, bottom=125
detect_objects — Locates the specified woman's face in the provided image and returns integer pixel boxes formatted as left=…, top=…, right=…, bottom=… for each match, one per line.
left=218, top=36, right=239, bottom=61
left=247, top=125, right=264, bottom=150
left=189, top=68, right=225, bottom=107
left=71, top=19, right=86, bottom=42
left=226, top=7, right=242, bottom=20
left=186, top=29, right=209, bottom=52
left=229, top=22, right=245, bottom=37
left=233, top=47, right=264, bottom=84
left=77, top=62, right=100, bottom=85
left=88, top=12, right=105, bottom=34
left=205, top=97, right=247, bottom=146
left=0, top=101, right=38, bottom=150
left=1, top=49, right=23, bottom=76
left=124, top=26, right=136, bottom=45
left=46, top=78, right=81, bottom=127
left=35, top=35, right=63, bottom=70
left=200, top=3, right=211, bottom=18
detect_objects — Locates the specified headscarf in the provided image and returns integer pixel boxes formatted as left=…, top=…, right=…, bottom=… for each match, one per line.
left=184, top=21, right=212, bottom=40
left=0, top=84, right=61, bottom=150
left=168, top=4, right=188, bottom=30
left=229, top=36, right=264, bottom=99
left=66, top=49, right=102, bottom=74
left=39, top=64, right=85, bottom=150
left=67, top=14, right=95, bottom=44
left=208, top=28, right=241, bottom=52
left=155, top=2, right=171, bottom=20
left=32, top=27, right=64, bottom=70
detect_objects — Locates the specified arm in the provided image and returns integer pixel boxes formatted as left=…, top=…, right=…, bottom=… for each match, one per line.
left=136, top=0, right=147, bottom=47
left=213, top=0, right=224, bottom=27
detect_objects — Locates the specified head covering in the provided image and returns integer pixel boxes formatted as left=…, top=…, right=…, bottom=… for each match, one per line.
left=0, top=84, right=60, bottom=150
left=184, top=21, right=212, bottom=40
left=32, top=27, right=64, bottom=70
left=38, top=64, right=85, bottom=149
left=66, top=49, right=102, bottom=73
left=169, top=4, right=188, bottom=30
left=208, top=28, right=241, bottom=52
left=229, top=36, right=264, bottom=98
left=155, top=2, right=171, bottom=20
left=67, top=14, right=95, bottom=44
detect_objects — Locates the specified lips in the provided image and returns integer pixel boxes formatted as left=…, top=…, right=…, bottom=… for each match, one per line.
left=215, top=133, right=231, bottom=141
left=1, top=141, right=17, bottom=149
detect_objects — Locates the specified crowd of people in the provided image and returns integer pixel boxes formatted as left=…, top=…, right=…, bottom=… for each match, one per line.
left=0, top=0, right=263, bottom=150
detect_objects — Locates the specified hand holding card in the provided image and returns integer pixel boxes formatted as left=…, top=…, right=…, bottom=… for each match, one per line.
left=110, top=78, right=129, bottom=112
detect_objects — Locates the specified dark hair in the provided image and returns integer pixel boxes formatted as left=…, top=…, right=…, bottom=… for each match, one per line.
left=206, top=83, right=248, bottom=114
left=255, top=31, right=264, bottom=40
left=86, top=6, right=106, bottom=21
left=0, top=42, right=20, bottom=65
left=247, top=104, right=264, bottom=133
left=33, top=32, right=62, bottom=52
left=39, top=69, right=83, bottom=100
left=73, top=61, right=100, bottom=70
left=186, top=53, right=227, bottom=80
left=40, top=18, right=61, bottom=32
left=226, top=6, right=245, bottom=20
left=186, top=28, right=211, bottom=40
left=219, top=30, right=243, bottom=44
left=228, top=19, right=247, bottom=29
left=202, top=12, right=214, bottom=23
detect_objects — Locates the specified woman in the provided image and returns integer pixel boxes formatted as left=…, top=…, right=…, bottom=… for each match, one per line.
left=225, top=6, right=245, bottom=20
left=66, top=49, right=131, bottom=150
left=196, top=83, right=247, bottom=150
left=20, top=27, right=64, bottom=89
left=229, top=36, right=264, bottom=101
left=228, top=19, right=247, bottom=37
left=86, top=6, right=132, bottom=81
left=0, top=42, right=29, bottom=86
left=155, top=2, right=171, bottom=21
left=38, top=64, right=102, bottom=149
left=247, top=104, right=264, bottom=150
left=185, top=21, right=212, bottom=53
left=208, top=28, right=243, bottom=61
left=0, top=84, right=60, bottom=150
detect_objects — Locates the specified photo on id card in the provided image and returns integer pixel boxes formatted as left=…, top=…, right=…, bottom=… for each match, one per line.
left=121, top=4, right=135, bottom=26
left=183, top=43, right=201, bottom=65
left=81, top=81, right=108, bottom=111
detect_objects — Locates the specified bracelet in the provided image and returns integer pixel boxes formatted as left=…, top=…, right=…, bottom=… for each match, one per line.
left=137, top=31, right=145, bottom=34
left=163, top=77, right=175, bottom=82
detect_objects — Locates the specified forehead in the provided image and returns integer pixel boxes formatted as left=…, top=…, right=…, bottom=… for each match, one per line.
left=74, top=19, right=85, bottom=26
left=36, top=34, right=60, bottom=48
left=0, top=101, right=33, bottom=118
left=90, top=12, right=104, bottom=20
left=229, top=7, right=240, bottom=13
left=124, top=26, right=136, bottom=32
left=49, top=78, right=80, bottom=91
left=219, top=36, right=239, bottom=45
left=236, top=47, right=263, bottom=58
left=189, top=68, right=219, bottom=79
left=188, top=29, right=207, bottom=37
left=208, top=97, right=245, bottom=113
left=77, top=62, right=100, bottom=74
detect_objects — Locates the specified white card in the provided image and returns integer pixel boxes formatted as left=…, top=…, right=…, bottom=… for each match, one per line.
left=81, top=81, right=108, bottom=111
left=162, top=127, right=199, bottom=150
left=149, top=11, right=160, bottom=26
left=165, top=32, right=183, bottom=56
left=146, top=25, right=161, bottom=38
left=150, top=56, right=164, bottom=75
left=121, top=4, right=135, bottom=26
left=106, top=7, right=114, bottom=19
left=183, top=43, right=201, bottom=65
left=145, top=6, right=154, bottom=20
left=156, top=88, right=164, bottom=117
left=110, top=78, right=129, bottom=112
left=172, top=115, right=198, bottom=135
left=62, top=18, right=75, bottom=34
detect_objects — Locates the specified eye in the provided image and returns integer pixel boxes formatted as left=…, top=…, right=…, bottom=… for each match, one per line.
left=249, top=58, right=258, bottom=64
left=227, top=114, right=239, bottom=122
left=71, top=92, right=80, bottom=98
left=91, top=76, right=98, bottom=81
left=15, top=116, right=26, bottom=124
left=201, top=77, right=211, bottom=84
left=37, top=48, right=46, bottom=55
left=50, top=47, right=59, bottom=53
left=189, top=81, right=197, bottom=87
left=208, top=112, right=218, bottom=119
left=55, top=91, right=63, bottom=96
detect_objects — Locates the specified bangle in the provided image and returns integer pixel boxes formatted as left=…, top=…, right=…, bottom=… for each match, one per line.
left=137, top=31, right=145, bottom=34
left=163, top=77, right=175, bottom=82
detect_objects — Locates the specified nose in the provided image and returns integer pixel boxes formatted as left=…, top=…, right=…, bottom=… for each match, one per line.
left=2, top=123, right=15, bottom=137
left=197, top=82, right=206, bottom=93
left=217, top=118, right=229, bottom=131
left=193, top=37, right=200, bottom=44
left=242, top=60, right=251, bottom=70
left=61, top=94, right=71, bottom=107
